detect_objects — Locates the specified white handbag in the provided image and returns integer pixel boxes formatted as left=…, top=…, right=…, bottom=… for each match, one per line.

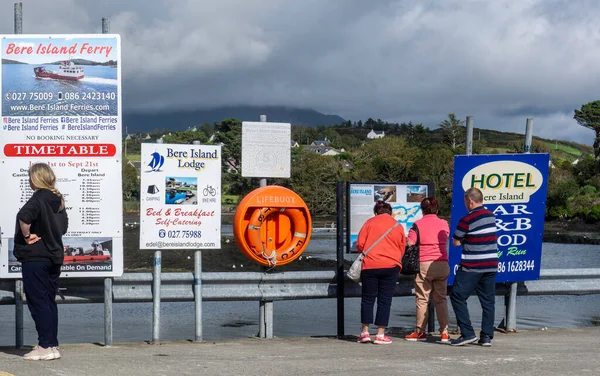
left=347, top=222, right=400, bottom=282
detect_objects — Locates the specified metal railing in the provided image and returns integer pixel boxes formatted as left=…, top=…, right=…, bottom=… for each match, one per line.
left=2, top=268, right=599, bottom=347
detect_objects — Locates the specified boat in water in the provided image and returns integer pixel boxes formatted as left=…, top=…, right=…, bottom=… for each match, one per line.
left=34, top=60, right=84, bottom=81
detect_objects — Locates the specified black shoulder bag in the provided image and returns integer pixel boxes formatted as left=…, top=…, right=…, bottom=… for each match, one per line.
left=400, top=223, right=420, bottom=276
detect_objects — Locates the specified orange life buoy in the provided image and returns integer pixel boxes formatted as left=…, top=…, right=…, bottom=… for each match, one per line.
left=233, top=186, right=312, bottom=267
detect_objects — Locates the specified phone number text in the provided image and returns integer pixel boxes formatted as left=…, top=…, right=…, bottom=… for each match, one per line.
left=4, top=91, right=116, bottom=101
left=158, top=230, right=202, bottom=239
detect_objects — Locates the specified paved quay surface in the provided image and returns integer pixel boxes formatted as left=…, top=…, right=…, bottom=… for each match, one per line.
left=1, top=327, right=599, bottom=376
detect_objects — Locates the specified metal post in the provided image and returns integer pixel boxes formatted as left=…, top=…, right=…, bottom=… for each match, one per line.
left=152, top=251, right=162, bottom=342
left=14, top=2, right=22, bottom=34
left=192, top=140, right=203, bottom=342
left=13, top=3, right=23, bottom=349
left=257, top=114, right=271, bottom=337
left=336, top=181, right=345, bottom=338
left=426, top=299, right=435, bottom=333
left=194, top=251, right=203, bottom=342
left=259, top=115, right=267, bottom=187
left=465, top=116, right=473, bottom=156
left=15, top=280, right=23, bottom=348
left=265, top=302, right=273, bottom=338
left=102, top=17, right=110, bottom=34
left=152, top=138, right=164, bottom=342
left=104, top=278, right=113, bottom=346
left=259, top=301, right=266, bottom=338
left=524, top=118, right=533, bottom=153
left=504, top=118, right=534, bottom=332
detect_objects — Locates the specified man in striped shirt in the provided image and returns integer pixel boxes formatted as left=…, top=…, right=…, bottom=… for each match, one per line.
left=450, top=187, right=498, bottom=347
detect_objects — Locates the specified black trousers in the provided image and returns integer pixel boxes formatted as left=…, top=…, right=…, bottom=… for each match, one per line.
left=22, top=260, right=61, bottom=348
left=360, top=266, right=399, bottom=327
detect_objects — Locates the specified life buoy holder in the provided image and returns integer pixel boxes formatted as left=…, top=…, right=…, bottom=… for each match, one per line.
left=234, top=186, right=312, bottom=267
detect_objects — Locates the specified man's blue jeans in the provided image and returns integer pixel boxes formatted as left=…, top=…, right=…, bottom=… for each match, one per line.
left=450, top=268, right=496, bottom=339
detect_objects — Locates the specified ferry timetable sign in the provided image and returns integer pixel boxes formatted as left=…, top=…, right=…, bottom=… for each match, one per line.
left=0, top=34, right=123, bottom=278
left=448, top=154, right=550, bottom=284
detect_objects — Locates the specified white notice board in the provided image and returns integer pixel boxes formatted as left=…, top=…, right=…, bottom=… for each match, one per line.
left=241, top=121, right=291, bottom=178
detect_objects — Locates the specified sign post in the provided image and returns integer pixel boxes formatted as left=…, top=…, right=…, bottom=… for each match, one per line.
left=241, top=119, right=291, bottom=339
left=0, top=34, right=123, bottom=278
left=448, top=154, right=550, bottom=285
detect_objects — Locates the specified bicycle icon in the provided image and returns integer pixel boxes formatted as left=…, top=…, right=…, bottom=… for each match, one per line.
left=203, top=185, right=217, bottom=196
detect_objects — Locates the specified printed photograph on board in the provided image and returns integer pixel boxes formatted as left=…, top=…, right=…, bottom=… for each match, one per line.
left=165, top=176, right=198, bottom=205
left=8, top=237, right=113, bottom=274
left=406, top=185, right=427, bottom=202
left=2, top=36, right=119, bottom=117
left=374, top=185, right=396, bottom=202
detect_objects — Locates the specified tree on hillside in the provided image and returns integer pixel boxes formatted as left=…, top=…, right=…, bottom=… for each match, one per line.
left=574, top=100, right=600, bottom=174
left=289, top=150, right=345, bottom=215
left=439, top=113, right=464, bottom=149
left=353, top=137, right=419, bottom=182
left=415, top=147, right=454, bottom=214
left=213, top=119, right=242, bottom=173
left=406, top=123, right=429, bottom=148
left=162, top=130, right=208, bottom=144
left=122, top=160, right=139, bottom=200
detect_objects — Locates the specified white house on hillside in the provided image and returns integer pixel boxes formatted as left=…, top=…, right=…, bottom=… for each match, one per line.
left=367, top=129, right=385, bottom=139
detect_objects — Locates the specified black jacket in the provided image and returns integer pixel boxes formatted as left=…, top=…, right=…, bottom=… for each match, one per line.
left=14, top=189, right=68, bottom=264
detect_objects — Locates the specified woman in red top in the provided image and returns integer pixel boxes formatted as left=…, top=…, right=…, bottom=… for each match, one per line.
left=356, top=200, right=406, bottom=345
left=404, top=197, right=451, bottom=343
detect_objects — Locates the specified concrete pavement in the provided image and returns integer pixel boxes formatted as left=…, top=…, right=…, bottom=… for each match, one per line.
left=1, top=327, right=599, bottom=375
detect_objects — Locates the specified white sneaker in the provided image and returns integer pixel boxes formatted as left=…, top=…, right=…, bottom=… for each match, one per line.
left=52, top=347, right=61, bottom=359
left=23, top=345, right=56, bottom=361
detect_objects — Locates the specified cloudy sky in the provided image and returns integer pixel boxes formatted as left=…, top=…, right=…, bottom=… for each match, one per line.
left=1, top=0, right=598, bottom=144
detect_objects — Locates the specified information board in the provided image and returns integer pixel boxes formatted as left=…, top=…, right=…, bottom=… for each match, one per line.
left=0, top=34, right=123, bottom=278
left=448, top=154, right=550, bottom=284
left=347, top=182, right=434, bottom=253
left=139, top=143, right=221, bottom=249
left=241, top=121, right=291, bottom=178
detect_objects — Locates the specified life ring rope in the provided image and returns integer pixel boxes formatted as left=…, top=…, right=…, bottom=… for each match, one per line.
left=246, top=206, right=308, bottom=267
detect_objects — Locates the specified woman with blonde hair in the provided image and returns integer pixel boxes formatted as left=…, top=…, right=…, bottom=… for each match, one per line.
left=14, top=163, right=68, bottom=361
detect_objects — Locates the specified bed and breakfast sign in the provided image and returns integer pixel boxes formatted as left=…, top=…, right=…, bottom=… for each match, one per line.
left=139, top=143, right=222, bottom=250
left=0, top=34, right=123, bottom=278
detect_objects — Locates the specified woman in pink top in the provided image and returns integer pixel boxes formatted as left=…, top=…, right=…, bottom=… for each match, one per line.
left=404, top=197, right=451, bottom=343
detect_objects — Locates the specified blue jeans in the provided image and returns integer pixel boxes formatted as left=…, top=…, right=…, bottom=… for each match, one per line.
left=22, top=261, right=61, bottom=348
left=360, top=266, right=399, bottom=327
left=450, top=268, right=496, bottom=339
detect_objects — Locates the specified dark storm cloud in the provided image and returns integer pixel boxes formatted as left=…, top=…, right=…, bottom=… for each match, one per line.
left=0, top=0, right=598, bottom=143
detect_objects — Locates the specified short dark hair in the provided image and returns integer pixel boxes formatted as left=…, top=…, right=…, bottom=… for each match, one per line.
left=465, top=187, right=483, bottom=203
left=421, top=196, right=439, bottom=215
left=374, top=200, right=392, bottom=215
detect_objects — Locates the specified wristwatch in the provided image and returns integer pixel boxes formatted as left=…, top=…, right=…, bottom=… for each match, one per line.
left=24, top=234, right=31, bottom=239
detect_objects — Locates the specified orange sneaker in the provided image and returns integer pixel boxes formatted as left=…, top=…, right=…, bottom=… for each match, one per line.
left=405, top=331, right=427, bottom=341
left=440, top=332, right=450, bottom=343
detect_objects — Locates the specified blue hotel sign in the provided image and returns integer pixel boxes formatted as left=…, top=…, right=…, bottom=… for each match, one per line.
left=448, top=154, right=550, bottom=284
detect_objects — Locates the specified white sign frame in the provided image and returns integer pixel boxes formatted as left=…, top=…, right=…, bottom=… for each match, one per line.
left=241, top=121, right=291, bottom=178
left=0, top=34, right=123, bottom=278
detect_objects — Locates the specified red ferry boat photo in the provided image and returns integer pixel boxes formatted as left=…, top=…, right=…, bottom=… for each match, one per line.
left=33, top=60, right=84, bottom=81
